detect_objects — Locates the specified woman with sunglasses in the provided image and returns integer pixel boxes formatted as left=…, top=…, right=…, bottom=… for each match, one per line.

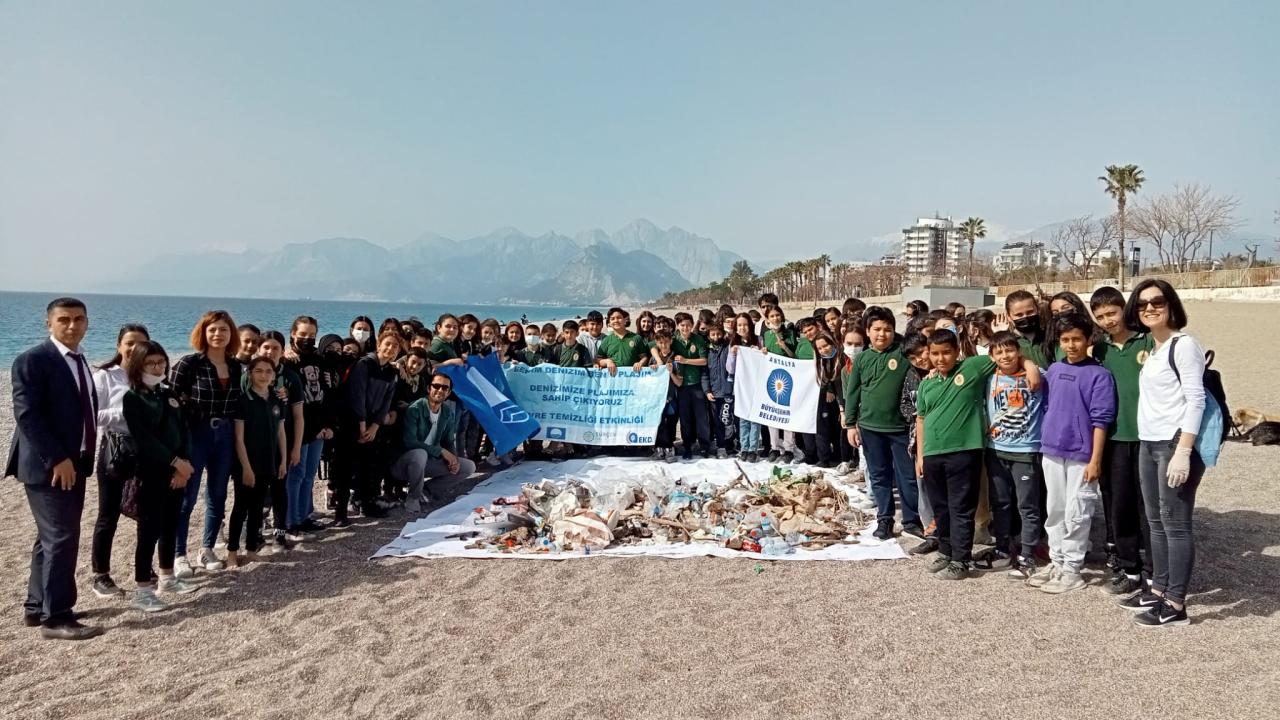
left=1121, top=279, right=1206, bottom=627
left=391, top=371, right=476, bottom=514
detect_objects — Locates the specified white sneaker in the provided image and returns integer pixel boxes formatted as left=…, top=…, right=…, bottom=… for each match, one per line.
left=158, top=576, right=199, bottom=595
left=834, top=461, right=852, bottom=476
left=130, top=588, right=169, bottom=613
left=1041, top=570, right=1085, bottom=595
left=485, top=453, right=502, bottom=468
left=1026, top=563, right=1060, bottom=588
left=648, top=448, right=664, bottom=461
left=197, top=548, right=225, bottom=572
left=174, top=556, right=195, bottom=579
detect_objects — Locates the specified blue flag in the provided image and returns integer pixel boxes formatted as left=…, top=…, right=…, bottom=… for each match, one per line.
left=438, top=353, right=540, bottom=456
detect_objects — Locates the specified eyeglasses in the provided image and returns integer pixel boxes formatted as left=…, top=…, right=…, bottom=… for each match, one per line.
left=429, top=383, right=451, bottom=392
left=1136, top=297, right=1168, bottom=311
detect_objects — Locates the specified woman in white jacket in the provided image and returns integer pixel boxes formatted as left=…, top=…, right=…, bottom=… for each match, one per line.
left=1123, top=280, right=1206, bottom=628
left=90, top=323, right=151, bottom=599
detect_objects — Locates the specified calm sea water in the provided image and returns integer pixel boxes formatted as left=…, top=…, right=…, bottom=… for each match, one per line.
left=0, top=291, right=594, bottom=367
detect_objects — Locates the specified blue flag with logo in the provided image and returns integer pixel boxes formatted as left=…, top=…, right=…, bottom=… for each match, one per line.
left=437, top=353, right=541, bottom=456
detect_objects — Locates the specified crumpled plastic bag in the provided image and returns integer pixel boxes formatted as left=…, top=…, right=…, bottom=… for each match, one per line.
left=552, top=510, right=613, bottom=550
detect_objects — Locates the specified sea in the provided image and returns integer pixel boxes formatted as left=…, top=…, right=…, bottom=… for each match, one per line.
left=0, top=291, right=594, bottom=367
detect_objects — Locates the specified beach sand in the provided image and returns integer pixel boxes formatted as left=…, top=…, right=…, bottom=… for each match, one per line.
left=2, top=301, right=1278, bottom=719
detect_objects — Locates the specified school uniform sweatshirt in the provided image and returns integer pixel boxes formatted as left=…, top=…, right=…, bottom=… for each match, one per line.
left=1039, top=358, right=1117, bottom=463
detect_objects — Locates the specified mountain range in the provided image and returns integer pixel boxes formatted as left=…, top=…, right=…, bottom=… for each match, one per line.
left=98, top=220, right=745, bottom=305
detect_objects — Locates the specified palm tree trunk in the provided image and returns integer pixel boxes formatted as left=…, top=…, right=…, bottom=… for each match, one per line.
left=1118, top=196, right=1127, bottom=290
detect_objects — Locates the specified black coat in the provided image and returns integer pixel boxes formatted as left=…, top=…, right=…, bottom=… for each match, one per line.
left=6, top=340, right=98, bottom=483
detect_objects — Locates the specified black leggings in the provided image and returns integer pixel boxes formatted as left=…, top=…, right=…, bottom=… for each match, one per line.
left=229, top=463, right=269, bottom=553
left=135, top=472, right=183, bottom=583
left=91, top=470, right=126, bottom=575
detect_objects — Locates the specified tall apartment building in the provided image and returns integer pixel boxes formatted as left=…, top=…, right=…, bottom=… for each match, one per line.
left=994, top=241, right=1061, bottom=274
left=901, top=215, right=961, bottom=277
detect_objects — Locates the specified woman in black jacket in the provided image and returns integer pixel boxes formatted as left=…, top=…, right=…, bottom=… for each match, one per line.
left=122, top=342, right=200, bottom=611
left=331, top=330, right=401, bottom=525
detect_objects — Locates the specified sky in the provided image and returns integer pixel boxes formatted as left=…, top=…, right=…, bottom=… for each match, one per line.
left=1, top=1, right=1276, bottom=290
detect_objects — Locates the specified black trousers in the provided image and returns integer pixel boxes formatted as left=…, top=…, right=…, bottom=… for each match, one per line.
left=657, top=404, right=678, bottom=449
left=229, top=463, right=268, bottom=553
left=814, top=394, right=841, bottom=465
left=331, top=425, right=382, bottom=520
left=135, top=471, right=183, bottom=583
left=1103, top=439, right=1151, bottom=576
left=922, top=450, right=983, bottom=564
left=91, top=466, right=126, bottom=575
left=24, top=465, right=88, bottom=625
left=984, top=450, right=1044, bottom=558
left=677, top=385, right=711, bottom=455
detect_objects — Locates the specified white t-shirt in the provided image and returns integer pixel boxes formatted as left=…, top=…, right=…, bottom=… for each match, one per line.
left=93, top=365, right=131, bottom=434
left=1137, top=331, right=1207, bottom=442
left=425, top=408, right=441, bottom=447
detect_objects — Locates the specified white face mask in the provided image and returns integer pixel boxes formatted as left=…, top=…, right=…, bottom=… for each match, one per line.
left=352, top=329, right=371, bottom=344
left=142, top=372, right=165, bottom=388
left=843, top=345, right=862, bottom=359
left=526, top=334, right=541, bottom=348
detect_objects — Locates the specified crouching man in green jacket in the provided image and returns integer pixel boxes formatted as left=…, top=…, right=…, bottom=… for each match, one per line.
left=391, top=371, right=477, bottom=513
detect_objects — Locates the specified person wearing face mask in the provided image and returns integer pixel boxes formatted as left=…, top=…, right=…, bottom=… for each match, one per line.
left=835, top=322, right=867, bottom=476
left=349, top=316, right=376, bottom=355
left=122, top=341, right=199, bottom=611
left=1005, top=290, right=1053, bottom=368
left=813, top=332, right=844, bottom=469
left=284, top=317, right=336, bottom=537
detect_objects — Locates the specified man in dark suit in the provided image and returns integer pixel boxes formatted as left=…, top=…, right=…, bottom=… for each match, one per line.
left=6, top=297, right=104, bottom=640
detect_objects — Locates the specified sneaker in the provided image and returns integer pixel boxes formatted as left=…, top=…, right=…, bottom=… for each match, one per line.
left=130, top=588, right=169, bottom=613
left=908, top=537, right=940, bottom=556
left=485, top=452, right=503, bottom=467
left=1026, top=563, right=1059, bottom=588
left=925, top=553, right=952, bottom=573
left=286, top=527, right=315, bottom=542
left=833, top=461, right=852, bottom=476
left=1007, top=555, right=1038, bottom=580
left=300, top=519, right=326, bottom=533
left=745, top=452, right=759, bottom=463
left=789, top=452, right=805, bottom=465
left=1040, top=570, right=1085, bottom=594
left=767, top=451, right=780, bottom=463
left=901, top=523, right=926, bottom=541
left=174, top=556, right=194, bottom=579
left=1104, top=573, right=1143, bottom=596
left=872, top=520, right=894, bottom=541
left=716, top=448, right=728, bottom=460
left=1117, top=588, right=1162, bottom=612
left=1134, top=600, right=1189, bottom=628
left=91, top=575, right=126, bottom=599
left=935, top=561, right=971, bottom=581
left=273, top=535, right=294, bottom=552
left=971, top=547, right=1012, bottom=571
left=664, top=449, right=676, bottom=464
left=648, top=447, right=664, bottom=461
left=196, top=548, right=225, bottom=572
left=158, top=577, right=199, bottom=595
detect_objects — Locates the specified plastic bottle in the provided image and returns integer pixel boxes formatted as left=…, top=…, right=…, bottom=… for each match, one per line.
left=762, top=537, right=793, bottom=556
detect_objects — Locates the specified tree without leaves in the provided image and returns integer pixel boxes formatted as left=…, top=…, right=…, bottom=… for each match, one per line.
left=1049, top=215, right=1113, bottom=280
left=1100, top=164, right=1145, bottom=290
left=1126, top=183, right=1241, bottom=273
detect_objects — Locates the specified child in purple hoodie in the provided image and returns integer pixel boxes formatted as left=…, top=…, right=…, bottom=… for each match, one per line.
left=1030, top=314, right=1116, bottom=595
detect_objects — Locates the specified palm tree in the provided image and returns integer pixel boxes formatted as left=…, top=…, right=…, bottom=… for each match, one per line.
left=959, top=217, right=987, bottom=285
left=1100, top=164, right=1145, bottom=290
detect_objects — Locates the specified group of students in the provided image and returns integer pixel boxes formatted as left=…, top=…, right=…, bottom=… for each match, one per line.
left=849, top=279, right=1212, bottom=628
left=11, top=279, right=1211, bottom=636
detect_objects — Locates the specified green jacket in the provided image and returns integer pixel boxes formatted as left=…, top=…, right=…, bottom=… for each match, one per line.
left=123, top=387, right=191, bottom=478
left=402, top=398, right=459, bottom=458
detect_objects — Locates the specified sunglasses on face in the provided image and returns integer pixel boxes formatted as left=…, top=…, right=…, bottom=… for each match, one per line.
left=1137, top=297, right=1168, bottom=311
left=429, top=383, right=451, bottom=392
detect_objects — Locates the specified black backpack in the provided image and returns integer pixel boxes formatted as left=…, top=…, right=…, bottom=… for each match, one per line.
left=1169, top=336, right=1233, bottom=443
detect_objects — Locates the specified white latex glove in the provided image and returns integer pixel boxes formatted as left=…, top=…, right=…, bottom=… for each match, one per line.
left=1167, top=446, right=1192, bottom=488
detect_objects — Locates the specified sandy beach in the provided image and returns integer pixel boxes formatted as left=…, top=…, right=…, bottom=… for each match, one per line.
left=2, top=300, right=1278, bottom=720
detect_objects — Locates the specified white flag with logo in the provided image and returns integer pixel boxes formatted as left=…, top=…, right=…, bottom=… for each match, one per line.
left=732, top=350, right=818, bottom=433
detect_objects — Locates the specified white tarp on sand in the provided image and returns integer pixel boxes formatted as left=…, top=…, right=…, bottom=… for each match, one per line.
left=373, top=457, right=908, bottom=562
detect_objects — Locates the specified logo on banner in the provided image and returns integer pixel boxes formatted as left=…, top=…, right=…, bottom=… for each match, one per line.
left=466, top=366, right=531, bottom=424
left=627, top=431, right=654, bottom=444
left=766, top=368, right=793, bottom=406
left=546, top=426, right=567, bottom=440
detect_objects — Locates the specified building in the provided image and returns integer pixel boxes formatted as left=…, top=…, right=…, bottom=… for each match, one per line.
left=994, top=241, right=1061, bottom=274
left=1071, top=245, right=1117, bottom=269
left=901, top=216, right=962, bottom=278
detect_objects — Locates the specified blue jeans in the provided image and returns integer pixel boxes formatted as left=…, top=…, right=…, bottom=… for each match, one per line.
left=287, top=437, right=324, bottom=528
left=178, top=420, right=236, bottom=555
left=1138, top=438, right=1205, bottom=605
left=738, top=418, right=762, bottom=452
left=860, top=427, right=921, bottom=527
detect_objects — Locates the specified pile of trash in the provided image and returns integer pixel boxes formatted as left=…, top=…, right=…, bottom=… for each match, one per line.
left=463, top=463, right=869, bottom=556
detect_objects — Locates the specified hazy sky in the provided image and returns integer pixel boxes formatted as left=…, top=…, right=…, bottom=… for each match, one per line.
left=2, top=1, right=1276, bottom=290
